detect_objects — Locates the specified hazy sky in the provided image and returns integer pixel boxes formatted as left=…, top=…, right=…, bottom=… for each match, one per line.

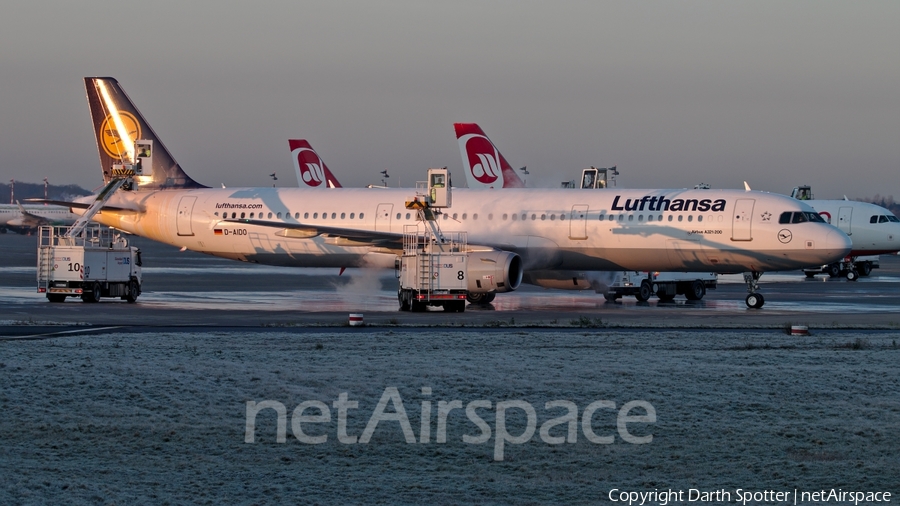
left=1, top=1, right=897, bottom=199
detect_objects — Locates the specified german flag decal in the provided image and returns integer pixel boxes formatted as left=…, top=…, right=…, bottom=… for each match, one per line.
left=214, top=229, right=223, bottom=235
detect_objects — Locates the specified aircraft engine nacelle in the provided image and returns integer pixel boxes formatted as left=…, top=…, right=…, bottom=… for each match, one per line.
left=467, top=251, right=523, bottom=293
left=524, top=273, right=594, bottom=291
left=522, top=270, right=619, bottom=293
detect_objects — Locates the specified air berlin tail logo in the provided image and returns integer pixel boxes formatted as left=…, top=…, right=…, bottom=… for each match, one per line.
left=460, top=134, right=502, bottom=185
left=292, top=147, right=325, bottom=187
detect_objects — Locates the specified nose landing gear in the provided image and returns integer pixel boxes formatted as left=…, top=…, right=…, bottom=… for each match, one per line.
left=743, top=271, right=765, bottom=309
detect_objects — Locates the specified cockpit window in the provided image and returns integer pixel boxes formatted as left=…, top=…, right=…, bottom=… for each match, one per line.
left=889, top=215, right=900, bottom=222
left=871, top=215, right=879, bottom=224
left=781, top=211, right=824, bottom=224
left=879, top=215, right=889, bottom=223
left=805, top=212, right=825, bottom=223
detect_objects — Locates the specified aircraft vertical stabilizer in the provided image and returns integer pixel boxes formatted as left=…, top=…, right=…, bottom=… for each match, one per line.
left=454, top=123, right=525, bottom=189
left=288, top=139, right=342, bottom=188
left=85, top=77, right=205, bottom=190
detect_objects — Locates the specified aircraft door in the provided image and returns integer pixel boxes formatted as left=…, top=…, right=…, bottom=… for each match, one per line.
left=731, top=199, right=755, bottom=241
left=569, top=204, right=588, bottom=240
left=838, top=206, right=852, bottom=235
left=176, top=196, right=197, bottom=236
left=375, top=203, right=393, bottom=232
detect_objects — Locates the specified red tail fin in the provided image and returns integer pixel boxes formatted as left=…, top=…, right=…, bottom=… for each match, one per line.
left=288, top=140, right=342, bottom=188
left=454, top=123, right=525, bottom=189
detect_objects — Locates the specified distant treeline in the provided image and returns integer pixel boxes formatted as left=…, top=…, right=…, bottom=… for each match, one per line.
left=859, top=195, right=900, bottom=216
left=2, top=182, right=91, bottom=204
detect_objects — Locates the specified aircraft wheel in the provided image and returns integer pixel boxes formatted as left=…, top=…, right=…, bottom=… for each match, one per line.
left=827, top=263, right=841, bottom=278
left=467, top=292, right=495, bottom=304
left=845, top=270, right=859, bottom=282
left=125, top=280, right=140, bottom=303
left=804, top=272, right=816, bottom=279
left=745, top=293, right=765, bottom=309
left=603, top=293, right=619, bottom=302
left=635, top=280, right=652, bottom=302
left=684, top=280, right=706, bottom=300
left=47, top=294, right=66, bottom=303
left=657, top=292, right=675, bottom=302
left=857, top=262, right=872, bottom=277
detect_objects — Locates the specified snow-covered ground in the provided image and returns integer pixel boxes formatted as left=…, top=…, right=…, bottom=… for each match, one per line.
left=2, top=329, right=898, bottom=504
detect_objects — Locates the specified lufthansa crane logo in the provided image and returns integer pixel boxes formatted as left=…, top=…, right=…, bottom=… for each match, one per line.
left=291, top=147, right=325, bottom=187
left=99, top=112, right=141, bottom=159
left=459, top=133, right=502, bottom=185
left=777, top=229, right=793, bottom=244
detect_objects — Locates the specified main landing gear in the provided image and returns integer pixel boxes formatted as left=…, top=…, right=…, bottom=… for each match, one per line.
left=743, top=271, right=765, bottom=309
left=467, top=292, right=496, bottom=305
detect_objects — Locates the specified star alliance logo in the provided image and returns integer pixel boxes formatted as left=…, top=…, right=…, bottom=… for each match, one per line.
left=761, top=211, right=772, bottom=221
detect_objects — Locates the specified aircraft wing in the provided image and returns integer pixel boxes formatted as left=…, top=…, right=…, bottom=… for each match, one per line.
left=21, top=198, right=135, bottom=212
left=225, top=218, right=404, bottom=247
left=14, top=201, right=50, bottom=227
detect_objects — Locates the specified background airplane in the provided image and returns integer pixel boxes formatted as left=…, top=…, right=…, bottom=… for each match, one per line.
left=0, top=202, right=78, bottom=234
left=789, top=185, right=900, bottom=279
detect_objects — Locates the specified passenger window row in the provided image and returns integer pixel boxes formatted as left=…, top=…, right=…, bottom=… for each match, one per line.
left=215, top=211, right=365, bottom=220
left=213, top=208, right=727, bottom=225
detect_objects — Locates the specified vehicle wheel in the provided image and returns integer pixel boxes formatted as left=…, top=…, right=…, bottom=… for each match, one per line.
left=657, top=293, right=675, bottom=302
left=410, top=300, right=426, bottom=312
left=845, top=269, right=859, bottom=281
left=125, top=280, right=140, bottom=303
left=804, top=272, right=816, bottom=279
left=603, top=293, right=619, bottom=302
left=81, top=282, right=101, bottom=303
left=635, top=280, right=652, bottom=302
left=47, top=294, right=66, bottom=303
left=745, top=292, right=765, bottom=309
left=684, top=280, right=706, bottom=300
left=857, top=262, right=872, bottom=277
left=398, top=291, right=410, bottom=311
left=827, top=263, right=841, bottom=278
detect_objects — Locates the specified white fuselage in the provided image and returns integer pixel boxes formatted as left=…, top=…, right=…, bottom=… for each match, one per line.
left=85, top=187, right=850, bottom=274
left=803, top=200, right=900, bottom=256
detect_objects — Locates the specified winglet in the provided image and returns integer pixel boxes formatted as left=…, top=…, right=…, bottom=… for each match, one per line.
left=743, top=181, right=752, bottom=191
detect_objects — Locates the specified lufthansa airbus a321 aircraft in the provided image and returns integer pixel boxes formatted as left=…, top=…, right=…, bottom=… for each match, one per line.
left=70, top=77, right=850, bottom=309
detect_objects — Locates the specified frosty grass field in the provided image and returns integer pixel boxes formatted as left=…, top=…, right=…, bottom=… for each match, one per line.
left=2, top=328, right=898, bottom=504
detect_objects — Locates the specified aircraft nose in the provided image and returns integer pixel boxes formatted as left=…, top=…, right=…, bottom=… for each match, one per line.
left=826, top=229, right=852, bottom=259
